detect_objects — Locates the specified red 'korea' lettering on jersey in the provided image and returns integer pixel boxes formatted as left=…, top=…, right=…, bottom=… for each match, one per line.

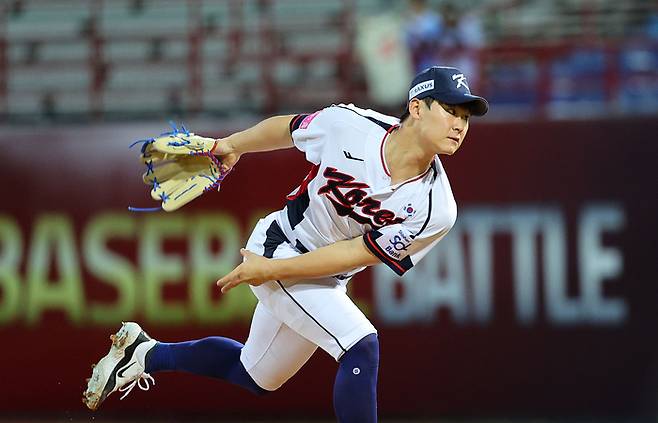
left=317, top=167, right=404, bottom=228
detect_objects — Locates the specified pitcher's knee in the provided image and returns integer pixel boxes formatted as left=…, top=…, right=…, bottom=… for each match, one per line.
left=341, top=333, right=379, bottom=370
left=252, top=385, right=271, bottom=396
left=252, top=376, right=284, bottom=393
left=245, top=364, right=292, bottom=393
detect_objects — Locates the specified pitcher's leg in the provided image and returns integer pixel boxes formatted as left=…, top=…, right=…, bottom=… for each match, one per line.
left=145, top=335, right=266, bottom=396
left=240, top=302, right=318, bottom=391
left=333, top=333, right=379, bottom=423
left=145, top=301, right=317, bottom=395
left=259, top=280, right=377, bottom=361
left=253, top=280, right=379, bottom=422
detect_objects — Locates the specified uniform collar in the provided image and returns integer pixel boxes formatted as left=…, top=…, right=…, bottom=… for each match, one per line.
left=379, top=124, right=399, bottom=177
left=370, top=156, right=438, bottom=196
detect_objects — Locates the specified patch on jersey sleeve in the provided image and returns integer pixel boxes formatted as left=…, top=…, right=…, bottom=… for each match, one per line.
left=289, top=114, right=309, bottom=132
left=299, top=111, right=320, bottom=129
left=363, top=230, right=414, bottom=276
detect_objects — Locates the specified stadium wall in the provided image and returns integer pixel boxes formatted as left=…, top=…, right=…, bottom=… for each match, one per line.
left=0, top=118, right=656, bottom=419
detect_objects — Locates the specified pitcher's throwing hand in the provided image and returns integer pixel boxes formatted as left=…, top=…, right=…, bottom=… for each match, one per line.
left=217, top=249, right=273, bottom=293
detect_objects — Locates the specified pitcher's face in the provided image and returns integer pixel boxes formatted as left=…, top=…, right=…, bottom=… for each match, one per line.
left=417, top=100, right=471, bottom=155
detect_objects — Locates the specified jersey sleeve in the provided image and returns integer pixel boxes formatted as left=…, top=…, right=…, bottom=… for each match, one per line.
left=289, top=109, right=331, bottom=165
left=362, top=206, right=456, bottom=276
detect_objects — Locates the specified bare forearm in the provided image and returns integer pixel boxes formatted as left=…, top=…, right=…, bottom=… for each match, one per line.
left=269, top=237, right=380, bottom=281
left=216, top=236, right=381, bottom=292
left=218, top=115, right=295, bottom=156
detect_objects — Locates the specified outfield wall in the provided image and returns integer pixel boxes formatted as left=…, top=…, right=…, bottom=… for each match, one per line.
left=0, top=118, right=656, bottom=419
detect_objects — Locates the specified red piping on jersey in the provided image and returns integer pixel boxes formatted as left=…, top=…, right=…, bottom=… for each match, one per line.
left=287, top=163, right=320, bottom=200
left=395, top=161, right=433, bottom=188
left=379, top=124, right=399, bottom=177
left=379, top=123, right=432, bottom=187
left=364, top=232, right=406, bottom=273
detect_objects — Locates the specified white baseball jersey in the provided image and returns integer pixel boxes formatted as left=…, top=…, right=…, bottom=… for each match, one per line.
left=272, top=103, right=457, bottom=281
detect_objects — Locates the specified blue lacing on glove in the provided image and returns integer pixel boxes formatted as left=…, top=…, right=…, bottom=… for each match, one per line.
left=128, top=175, right=163, bottom=212
left=157, top=121, right=190, bottom=139
left=128, top=206, right=162, bottom=212
left=129, top=138, right=160, bottom=212
left=129, top=138, right=155, bottom=153
left=129, top=123, right=230, bottom=212
left=173, top=184, right=197, bottom=201
left=188, top=150, right=231, bottom=193
left=161, top=121, right=189, bottom=136
left=167, top=138, right=191, bottom=147
left=145, top=160, right=154, bottom=176
left=200, top=174, right=217, bottom=184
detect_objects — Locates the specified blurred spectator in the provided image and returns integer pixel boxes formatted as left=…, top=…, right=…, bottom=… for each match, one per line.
left=436, top=2, right=484, bottom=90
left=130, top=0, right=145, bottom=15
left=403, top=1, right=483, bottom=89
left=644, top=5, right=658, bottom=40
left=403, top=0, right=442, bottom=73
left=204, top=14, right=218, bottom=35
left=167, top=87, right=183, bottom=117
left=24, top=40, right=40, bottom=65
left=149, top=38, right=164, bottom=62
left=10, top=0, right=24, bottom=18
left=41, top=92, right=56, bottom=120
left=92, top=62, right=110, bottom=98
left=79, top=16, right=96, bottom=38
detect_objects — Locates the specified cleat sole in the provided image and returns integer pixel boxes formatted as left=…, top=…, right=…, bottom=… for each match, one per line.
left=82, top=323, right=144, bottom=411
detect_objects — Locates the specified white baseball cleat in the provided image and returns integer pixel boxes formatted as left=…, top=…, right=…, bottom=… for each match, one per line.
left=83, top=322, right=158, bottom=410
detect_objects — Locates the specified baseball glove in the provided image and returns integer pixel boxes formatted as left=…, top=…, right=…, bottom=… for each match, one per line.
left=130, top=123, right=230, bottom=212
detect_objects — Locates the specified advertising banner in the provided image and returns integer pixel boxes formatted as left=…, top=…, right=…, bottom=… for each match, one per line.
left=1, top=119, right=656, bottom=418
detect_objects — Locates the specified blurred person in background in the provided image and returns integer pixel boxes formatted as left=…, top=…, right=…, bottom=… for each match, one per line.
left=643, top=3, right=658, bottom=40
left=404, top=0, right=443, bottom=72
left=404, top=1, right=484, bottom=89
left=436, top=1, right=484, bottom=90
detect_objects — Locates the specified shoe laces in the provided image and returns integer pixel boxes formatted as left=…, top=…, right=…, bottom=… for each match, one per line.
left=118, top=372, right=155, bottom=400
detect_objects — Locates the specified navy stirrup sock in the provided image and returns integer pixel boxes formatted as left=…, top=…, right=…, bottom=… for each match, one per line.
left=333, top=333, right=379, bottom=423
left=145, top=337, right=267, bottom=396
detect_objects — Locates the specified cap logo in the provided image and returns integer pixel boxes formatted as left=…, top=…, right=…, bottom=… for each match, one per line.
left=408, top=80, right=434, bottom=100
left=452, top=73, right=469, bottom=90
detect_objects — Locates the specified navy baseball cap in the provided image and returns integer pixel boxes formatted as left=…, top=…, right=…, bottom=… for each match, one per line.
left=408, top=66, right=489, bottom=116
